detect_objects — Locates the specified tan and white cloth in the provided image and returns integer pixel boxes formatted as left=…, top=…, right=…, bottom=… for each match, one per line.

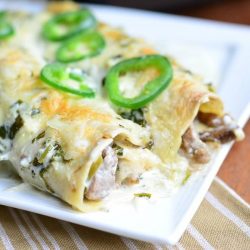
left=0, top=177, right=249, bottom=250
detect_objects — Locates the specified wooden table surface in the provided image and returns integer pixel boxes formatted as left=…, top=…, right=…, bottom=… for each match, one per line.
left=218, top=120, right=250, bottom=203
left=174, top=0, right=250, bottom=203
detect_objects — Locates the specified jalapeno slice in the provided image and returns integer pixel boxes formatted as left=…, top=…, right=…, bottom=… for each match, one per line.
left=42, top=8, right=97, bottom=41
left=56, top=30, right=105, bottom=63
left=40, top=63, right=95, bottom=98
left=0, top=11, right=15, bottom=40
left=105, top=55, right=173, bottom=109
left=0, top=11, right=6, bottom=18
left=0, top=21, right=14, bottom=39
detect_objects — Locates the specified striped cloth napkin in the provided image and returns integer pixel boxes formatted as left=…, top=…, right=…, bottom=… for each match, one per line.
left=0, top=177, right=249, bottom=250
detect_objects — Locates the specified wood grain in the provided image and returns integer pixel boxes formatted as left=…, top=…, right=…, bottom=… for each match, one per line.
left=174, top=0, right=250, bottom=25
left=218, top=120, right=250, bottom=203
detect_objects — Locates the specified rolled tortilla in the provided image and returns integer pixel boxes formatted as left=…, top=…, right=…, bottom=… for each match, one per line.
left=145, top=62, right=224, bottom=162
left=2, top=91, right=152, bottom=211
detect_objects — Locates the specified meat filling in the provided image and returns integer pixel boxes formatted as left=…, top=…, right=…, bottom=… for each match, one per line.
left=199, top=127, right=236, bottom=144
left=181, top=126, right=211, bottom=164
left=181, top=112, right=243, bottom=164
left=85, top=146, right=118, bottom=201
left=197, top=112, right=224, bottom=127
left=198, top=112, right=242, bottom=143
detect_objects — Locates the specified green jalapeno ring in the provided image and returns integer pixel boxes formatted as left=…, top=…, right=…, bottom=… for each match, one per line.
left=0, top=11, right=15, bottom=40
left=0, top=20, right=15, bottom=39
left=42, top=8, right=97, bottom=41
left=56, top=30, right=106, bottom=63
left=0, top=11, right=7, bottom=19
left=40, top=63, right=95, bottom=98
left=105, top=55, right=173, bottom=109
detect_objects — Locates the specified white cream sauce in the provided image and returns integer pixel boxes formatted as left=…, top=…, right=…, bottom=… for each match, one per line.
left=102, top=157, right=189, bottom=211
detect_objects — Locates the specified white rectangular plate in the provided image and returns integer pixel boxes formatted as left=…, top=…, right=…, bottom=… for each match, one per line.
left=0, top=2, right=250, bottom=245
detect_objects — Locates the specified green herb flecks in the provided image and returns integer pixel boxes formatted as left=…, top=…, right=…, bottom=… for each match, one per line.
left=38, top=145, right=53, bottom=164
left=9, top=115, right=24, bottom=139
left=145, top=140, right=154, bottom=150
left=32, top=131, right=45, bottom=143
left=112, top=143, right=124, bottom=157
left=134, top=193, right=152, bottom=198
left=206, top=83, right=216, bottom=93
left=182, top=169, right=191, bottom=185
left=32, top=157, right=43, bottom=167
left=0, top=126, right=7, bottom=139
left=120, top=108, right=147, bottom=127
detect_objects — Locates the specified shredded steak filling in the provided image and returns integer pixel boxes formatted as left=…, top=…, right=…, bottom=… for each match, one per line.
left=181, top=126, right=211, bottom=164
left=181, top=112, right=241, bottom=164
left=198, top=112, right=238, bottom=143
